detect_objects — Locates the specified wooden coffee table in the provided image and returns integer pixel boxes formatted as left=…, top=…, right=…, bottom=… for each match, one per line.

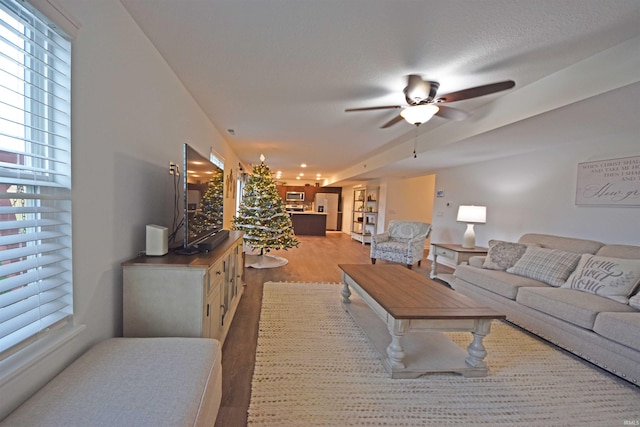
left=338, top=264, right=506, bottom=379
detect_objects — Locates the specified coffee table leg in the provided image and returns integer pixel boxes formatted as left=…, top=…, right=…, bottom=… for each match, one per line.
left=341, top=280, right=351, bottom=304
left=430, top=252, right=438, bottom=279
left=465, top=319, right=492, bottom=368
left=386, top=319, right=409, bottom=369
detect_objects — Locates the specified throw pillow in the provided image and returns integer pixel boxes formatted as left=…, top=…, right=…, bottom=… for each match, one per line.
left=561, top=254, right=640, bottom=303
left=483, top=240, right=529, bottom=271
left=506, top=246, right=581, bottom=287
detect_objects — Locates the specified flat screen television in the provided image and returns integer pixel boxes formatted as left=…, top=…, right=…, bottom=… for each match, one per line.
left=181, top=143, right=225, bottom=253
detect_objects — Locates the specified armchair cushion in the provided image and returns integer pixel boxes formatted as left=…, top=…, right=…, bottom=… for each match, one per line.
left=376, top=241, right=411, bottom=255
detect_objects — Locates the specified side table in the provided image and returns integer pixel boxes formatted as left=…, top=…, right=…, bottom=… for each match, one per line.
left=430, top=243, right=488, bottom=286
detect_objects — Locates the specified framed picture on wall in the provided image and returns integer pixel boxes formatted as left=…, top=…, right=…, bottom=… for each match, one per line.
left=575, top=155, right=640, bottom=206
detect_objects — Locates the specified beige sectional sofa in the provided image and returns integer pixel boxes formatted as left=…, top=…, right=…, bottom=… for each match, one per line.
left=453, top=233, right=640, bottom=386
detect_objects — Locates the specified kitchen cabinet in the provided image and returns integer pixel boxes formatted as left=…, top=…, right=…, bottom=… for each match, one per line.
left=290, top=212, right=327, bottom=236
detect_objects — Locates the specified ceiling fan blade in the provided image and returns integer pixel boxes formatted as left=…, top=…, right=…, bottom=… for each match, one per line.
left=345, top=105, right=401, bottom=112
left=434, top=105, right=470, bottom=121
left=380, top=115, right=404, bottom=128
left=436, top=80, right=515, bottom=103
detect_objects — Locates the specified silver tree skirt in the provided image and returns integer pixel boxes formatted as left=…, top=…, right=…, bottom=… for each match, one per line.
left=245, top=254, right=288, bottom=269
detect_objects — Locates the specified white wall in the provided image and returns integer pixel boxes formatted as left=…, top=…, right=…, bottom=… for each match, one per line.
left=431, top=134, right=640, bottom=250
left=379, top=175, right=435, bottom=226
left=341, top=175, right=435, bottom=248
left=0, top=0, right=241, bottom=418
left=379, top=175, right=435, bottom=247
left=341, top=186, right=355, bottom=235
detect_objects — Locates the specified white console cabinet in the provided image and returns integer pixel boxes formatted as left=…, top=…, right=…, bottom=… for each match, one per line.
left=122, top=231, right=244, bottom=343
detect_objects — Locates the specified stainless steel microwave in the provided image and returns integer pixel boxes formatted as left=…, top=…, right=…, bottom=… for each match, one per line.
left=285, top=191, right=305, bottom=202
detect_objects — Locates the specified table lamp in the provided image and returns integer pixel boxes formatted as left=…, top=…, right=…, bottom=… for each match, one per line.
left=457, top=205, right=486, bottom=249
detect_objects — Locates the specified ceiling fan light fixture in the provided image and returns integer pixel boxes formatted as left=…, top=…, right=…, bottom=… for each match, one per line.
left=400, top=104, right=439, bottom=125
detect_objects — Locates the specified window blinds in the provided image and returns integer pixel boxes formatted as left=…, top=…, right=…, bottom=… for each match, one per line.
left=0, top=0, right=72, bottom=357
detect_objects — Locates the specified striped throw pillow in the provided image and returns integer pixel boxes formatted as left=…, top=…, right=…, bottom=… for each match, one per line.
left=507, top=246, right=581, bottom=287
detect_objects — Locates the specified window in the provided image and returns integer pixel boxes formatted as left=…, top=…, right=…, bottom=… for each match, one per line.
left=209, top=149, right=224, bottom=170
left=0, top=0, right=72, bottom=358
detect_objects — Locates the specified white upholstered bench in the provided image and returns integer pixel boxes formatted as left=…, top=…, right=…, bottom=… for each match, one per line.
left=1, top=337, right=221, bottom=427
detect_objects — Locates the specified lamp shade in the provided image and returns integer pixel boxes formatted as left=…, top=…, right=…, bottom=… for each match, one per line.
left=457, top=205, right=486, bottom=224
left=400, top=104, right=439, bottom=125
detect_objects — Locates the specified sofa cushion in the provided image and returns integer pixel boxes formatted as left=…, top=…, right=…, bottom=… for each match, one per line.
left=506, top=246, right=581, bottom=287
left=518, top=233, right=603, bottom=254
left=455, top=264, right=549, bottom=300
left=482, top=240, right=530, bottom=271
left=516, top=287, right=636, bottom=330
left=593, top=312, right=640, bottom=350
left=596, top=244, right=640, bottom=260
left=468, top=256, right=485, bottom=268
left=630, top=292, right=640, bottom=310
left=561, top=254, right=640, bottom=303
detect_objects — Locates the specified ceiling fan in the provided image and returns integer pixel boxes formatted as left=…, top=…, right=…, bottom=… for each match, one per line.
left=345, top=75, right=515, bottom=128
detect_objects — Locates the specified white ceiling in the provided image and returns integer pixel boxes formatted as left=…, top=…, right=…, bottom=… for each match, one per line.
left=120, top=0, right=640, bottom=186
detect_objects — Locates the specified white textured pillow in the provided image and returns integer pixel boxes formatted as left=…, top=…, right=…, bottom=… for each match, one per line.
left=506, top=246, right=581, bottom=287
left=483, top=240, right=529, bottom=271
left=561, top=254, right=640, bottom=303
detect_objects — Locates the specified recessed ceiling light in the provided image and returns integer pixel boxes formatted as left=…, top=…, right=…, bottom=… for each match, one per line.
left=227, top=129, right=236, bottom=135
left=301, top=163, right=307, bottom=168
left=299, top=173, right=304, bottom=176
left=296, top=176, right=300, bottom=180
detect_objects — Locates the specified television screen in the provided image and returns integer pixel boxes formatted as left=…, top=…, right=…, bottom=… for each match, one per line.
left=183, top=143, right=224, bottom=249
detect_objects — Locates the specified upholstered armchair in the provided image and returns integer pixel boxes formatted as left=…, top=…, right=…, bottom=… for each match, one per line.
left=370, top=220, right=432, bottom=269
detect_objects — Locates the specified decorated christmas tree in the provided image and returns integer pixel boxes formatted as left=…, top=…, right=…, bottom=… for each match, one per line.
left=232, top=158, right=298, bottom=255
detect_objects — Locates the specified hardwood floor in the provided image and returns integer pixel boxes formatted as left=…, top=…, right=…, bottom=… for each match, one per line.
left=214, top=232, right=446, bottom=427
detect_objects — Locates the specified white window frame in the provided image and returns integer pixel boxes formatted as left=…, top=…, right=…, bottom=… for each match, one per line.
left=0, top=0, right=72, bottom=360
left=209, top=148, right=224, bottom=170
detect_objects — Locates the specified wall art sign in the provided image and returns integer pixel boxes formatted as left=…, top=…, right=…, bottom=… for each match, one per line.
left=575, top=155, right=640, bottom=206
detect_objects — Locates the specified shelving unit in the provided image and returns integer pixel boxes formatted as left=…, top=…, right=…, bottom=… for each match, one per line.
left=351, top=186, right=379, bottom=244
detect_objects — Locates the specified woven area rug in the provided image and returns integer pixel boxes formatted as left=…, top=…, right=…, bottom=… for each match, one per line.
left=248, top=282, right=640, bottom=426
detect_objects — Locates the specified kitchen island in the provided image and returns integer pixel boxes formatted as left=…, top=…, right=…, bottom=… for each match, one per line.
left=289, top=211, right=327, bottom=236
